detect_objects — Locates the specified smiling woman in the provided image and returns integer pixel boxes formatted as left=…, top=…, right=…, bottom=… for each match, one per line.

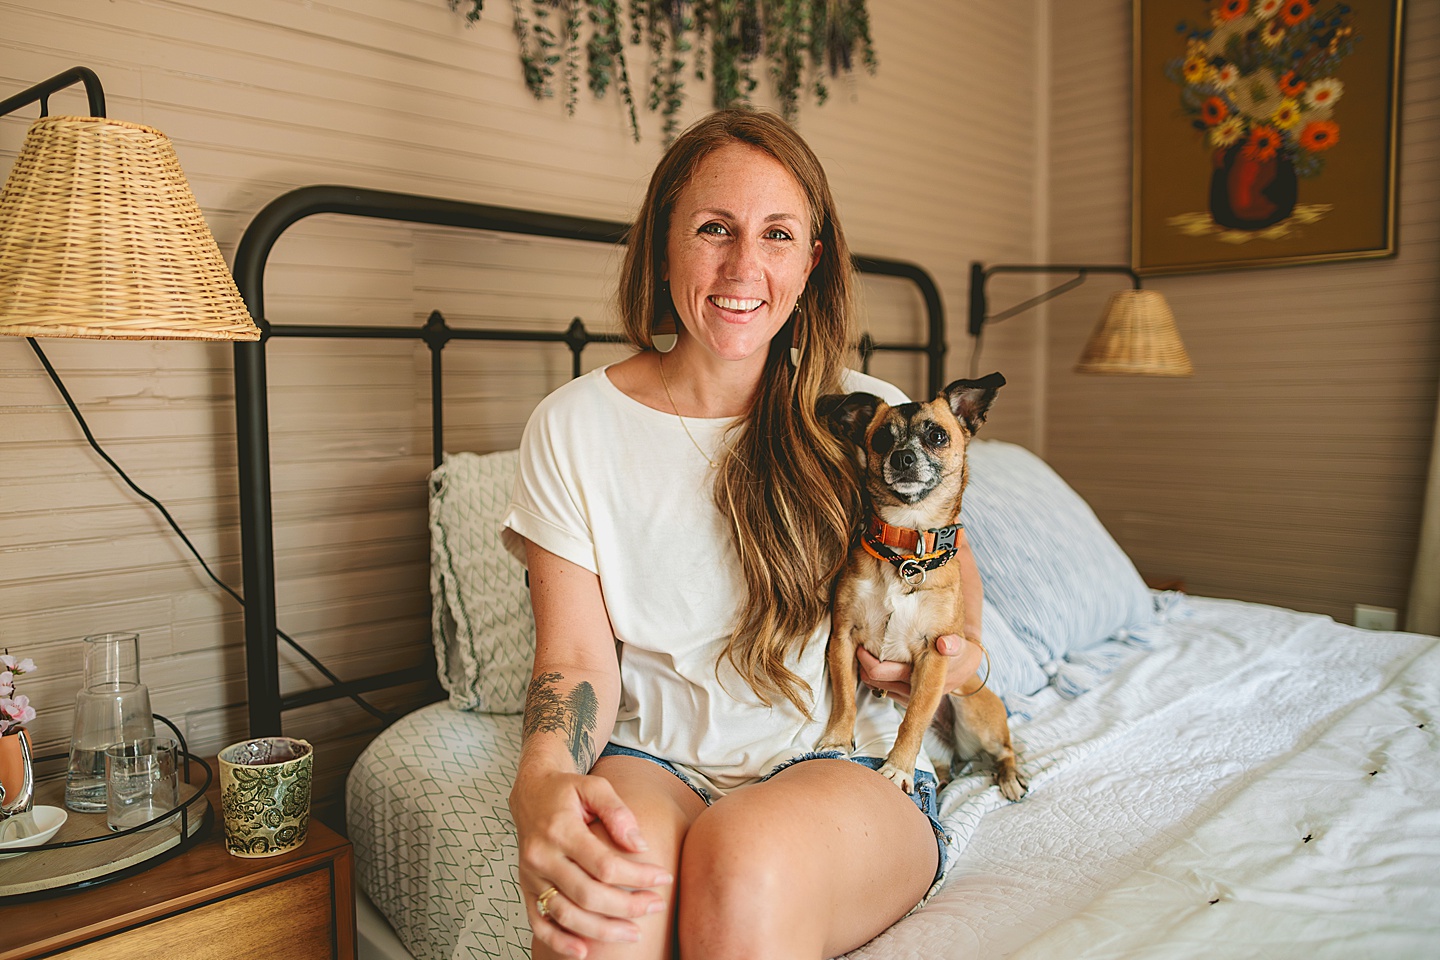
left=609, top=109, right=896, bottom=720
left=499, top=108, right=982, bottom=960
left=658, top=142, right=820, bottom=381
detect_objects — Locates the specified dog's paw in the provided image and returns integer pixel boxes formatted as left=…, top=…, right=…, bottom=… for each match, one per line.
left=815, top=737, right=853, bottom=754
left=998, top=772, right=1028, bottom=802
left=878, top=762, right=915, bottom=794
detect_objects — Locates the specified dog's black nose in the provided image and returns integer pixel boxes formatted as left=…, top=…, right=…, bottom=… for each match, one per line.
left=889, top=449, right=916, bottom=471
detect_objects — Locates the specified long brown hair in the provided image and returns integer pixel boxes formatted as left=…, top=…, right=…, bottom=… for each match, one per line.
left=618, top=109, right=860, bottom=717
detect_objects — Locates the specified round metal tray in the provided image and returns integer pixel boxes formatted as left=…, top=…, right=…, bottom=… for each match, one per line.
left=0, top=715, right=214, bottom=899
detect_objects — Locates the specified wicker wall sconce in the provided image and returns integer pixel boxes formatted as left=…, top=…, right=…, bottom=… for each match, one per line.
left=968, top=262, right=1193, bottom=377
left=0, top=67, right=259, bottom=342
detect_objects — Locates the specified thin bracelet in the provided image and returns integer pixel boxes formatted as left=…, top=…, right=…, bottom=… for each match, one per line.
left=955, top=637, right=992, bottom=698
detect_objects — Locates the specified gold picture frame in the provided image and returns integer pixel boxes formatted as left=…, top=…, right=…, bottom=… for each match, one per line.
left=1133, top=0, right=1403, bottom=276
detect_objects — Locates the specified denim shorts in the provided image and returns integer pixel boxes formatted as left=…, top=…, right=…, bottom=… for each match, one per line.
left=598, top=743, right=950, bottom=890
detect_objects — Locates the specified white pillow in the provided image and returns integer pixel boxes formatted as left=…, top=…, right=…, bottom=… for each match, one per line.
left=429, top=451, right=534, bottom=714
left=961, top=440, right=1156, bottom=676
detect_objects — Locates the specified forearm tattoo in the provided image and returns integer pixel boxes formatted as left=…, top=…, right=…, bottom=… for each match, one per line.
left=523, top=671, right=599, bottom=772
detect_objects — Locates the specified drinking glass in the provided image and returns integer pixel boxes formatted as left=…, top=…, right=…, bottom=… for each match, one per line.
left=104, top=736, right=178, bottom=832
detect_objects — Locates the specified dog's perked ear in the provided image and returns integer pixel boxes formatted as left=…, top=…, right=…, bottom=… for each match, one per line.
left=818, top=392, right=881, bottom=447
left=942, top=372, right=1006, bottom=434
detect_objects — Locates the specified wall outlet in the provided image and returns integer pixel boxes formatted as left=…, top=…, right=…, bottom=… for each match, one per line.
left=1354, top=604, right=1398, bottom=631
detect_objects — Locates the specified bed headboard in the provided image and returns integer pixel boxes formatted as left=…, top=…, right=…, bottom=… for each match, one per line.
left=232, top=184, right=949, bottom=738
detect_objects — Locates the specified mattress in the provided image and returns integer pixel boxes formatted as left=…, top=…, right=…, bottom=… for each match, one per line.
left=348, top=596, right=1440, bottom=959
left=347, top=704, right=526, bottom=960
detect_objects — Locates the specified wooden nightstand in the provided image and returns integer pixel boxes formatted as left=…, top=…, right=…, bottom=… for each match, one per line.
left=0, top=769, right=356, bottom=960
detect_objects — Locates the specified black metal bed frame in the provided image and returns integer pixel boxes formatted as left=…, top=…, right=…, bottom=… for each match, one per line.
left=233, top=184, right=949, bottom=738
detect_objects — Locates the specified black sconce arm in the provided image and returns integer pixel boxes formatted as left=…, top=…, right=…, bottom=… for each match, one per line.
left=968, top=262, right=1141, bottom=337
left=0, top=66, right=106, bottom=121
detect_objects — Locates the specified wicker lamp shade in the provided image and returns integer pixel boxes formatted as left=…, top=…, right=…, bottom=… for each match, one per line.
left=1075, top=289, right=1193, bottom=377
left=0, top=116, right=259, bottom=340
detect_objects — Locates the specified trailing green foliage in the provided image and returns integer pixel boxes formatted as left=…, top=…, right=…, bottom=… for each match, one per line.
left=448, top=0, right=877, bottom=142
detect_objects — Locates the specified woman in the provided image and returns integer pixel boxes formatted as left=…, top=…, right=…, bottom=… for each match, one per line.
left=501, top=109, right=985, bottom=959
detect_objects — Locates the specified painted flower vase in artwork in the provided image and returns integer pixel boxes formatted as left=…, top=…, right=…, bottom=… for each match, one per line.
left=1210, top=144, right=1298, bottom=231
left=0, top=727, right=36, bottom=841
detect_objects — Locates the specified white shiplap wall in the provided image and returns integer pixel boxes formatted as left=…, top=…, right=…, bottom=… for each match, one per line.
left=0, top=0, right=1043, bottom=803
left=1045, top=1, right=1440, bottom=625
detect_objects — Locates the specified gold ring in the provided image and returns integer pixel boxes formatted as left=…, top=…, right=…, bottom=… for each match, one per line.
left=874, top=687, right=888, bottom=700
left=536, top=886, right=559, bottom=918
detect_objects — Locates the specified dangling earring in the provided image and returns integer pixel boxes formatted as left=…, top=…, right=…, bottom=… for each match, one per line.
left=653, top=282, right=678, bottom=354
left=788, top=301, right=803, bottom=367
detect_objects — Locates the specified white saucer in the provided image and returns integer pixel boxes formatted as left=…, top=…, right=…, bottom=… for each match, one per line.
left=0, top=806, right=68, bottom=857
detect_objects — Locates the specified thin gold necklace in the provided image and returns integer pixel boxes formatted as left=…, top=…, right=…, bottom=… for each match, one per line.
left=657, top=356, right=722, bottom=470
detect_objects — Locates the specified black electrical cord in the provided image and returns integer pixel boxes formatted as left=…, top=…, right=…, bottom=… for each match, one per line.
left=28, top=337, right=398, bottom=724
left=968, top=327, right=986, bottom=379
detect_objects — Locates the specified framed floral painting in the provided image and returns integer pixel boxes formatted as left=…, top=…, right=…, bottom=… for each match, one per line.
left=1133, top=0, right=1403, bottom=275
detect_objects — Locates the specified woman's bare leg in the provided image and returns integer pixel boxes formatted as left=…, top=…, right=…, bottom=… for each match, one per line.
left=677, top=759, right=938, bottom=959
left=532, top=755, right=707, bottom=960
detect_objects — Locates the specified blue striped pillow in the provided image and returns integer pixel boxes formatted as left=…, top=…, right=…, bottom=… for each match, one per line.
left=977, top=598, right=1050, bottom=703
left=961, top=440, right=1155, bottom=674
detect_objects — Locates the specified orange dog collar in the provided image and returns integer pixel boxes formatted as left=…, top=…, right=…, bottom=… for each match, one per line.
left=861, top=516, right=962, bottom=585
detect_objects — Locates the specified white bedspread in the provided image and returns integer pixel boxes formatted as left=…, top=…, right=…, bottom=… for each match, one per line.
left=349, top=596, right=1440, bottom=959
left=852, top=596, right=1440, bottom=958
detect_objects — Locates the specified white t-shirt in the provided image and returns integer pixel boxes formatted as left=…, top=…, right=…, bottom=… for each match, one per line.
left=501, top=364, right=924, bottom=797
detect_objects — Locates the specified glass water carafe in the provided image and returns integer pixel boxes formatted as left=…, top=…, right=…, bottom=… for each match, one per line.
left=65, top=632, right=155, bottom=813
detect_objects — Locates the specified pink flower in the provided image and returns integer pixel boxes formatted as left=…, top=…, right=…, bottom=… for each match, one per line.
left=1, top=695, right=36, bottom=730
left=0, top=655, right=32, bottom=676
left=0, top=653, right=38, bottom=733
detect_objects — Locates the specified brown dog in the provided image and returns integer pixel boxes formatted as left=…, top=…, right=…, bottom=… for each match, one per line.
left=817, top=373, right=1026, bottom=801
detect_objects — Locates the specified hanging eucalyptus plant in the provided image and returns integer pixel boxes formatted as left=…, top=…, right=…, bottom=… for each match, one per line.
left=449, top=1, right=878, bottom=141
